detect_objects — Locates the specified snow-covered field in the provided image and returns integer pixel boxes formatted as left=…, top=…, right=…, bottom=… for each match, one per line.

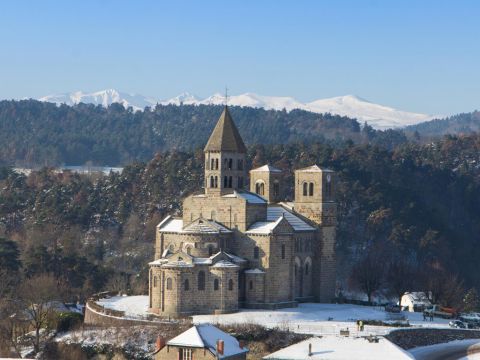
left=95, top=296, right=450, bottom=336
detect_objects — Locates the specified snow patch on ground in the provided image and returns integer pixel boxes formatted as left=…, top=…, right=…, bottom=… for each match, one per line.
left=94, top=296, right=450, bottom=336
left=97, top=295, right=150, bottom=318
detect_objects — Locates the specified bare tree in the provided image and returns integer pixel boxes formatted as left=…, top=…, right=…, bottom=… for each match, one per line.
left=349, top=249, right=384, bottom=303
left=18, top=274, right=60, bottom=354
left=386, top=258, right=418, bottom=307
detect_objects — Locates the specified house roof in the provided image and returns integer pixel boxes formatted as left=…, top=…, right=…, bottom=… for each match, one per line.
left=263, top=336, right=413, bottom=360
left=167, top=324, right=248, bottom=359
left=250, top=164, right=282, bottom=173
left=204, top=106, right=247, bottom=153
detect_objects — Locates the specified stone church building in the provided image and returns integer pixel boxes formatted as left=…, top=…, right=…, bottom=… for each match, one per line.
left=148, top=106, right=336, bottom=317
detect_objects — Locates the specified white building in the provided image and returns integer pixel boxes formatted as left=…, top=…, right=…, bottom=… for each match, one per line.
left=400, top=292, right=431, bottom=312
left=263, top=336, right=413, bottom=360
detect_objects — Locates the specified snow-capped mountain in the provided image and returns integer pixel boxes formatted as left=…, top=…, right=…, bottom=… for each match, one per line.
left=38, top=89, right=435, bottom=129
left=306, top=95, right=433, bottom=129
left=39, top=89, right=157, bottom=111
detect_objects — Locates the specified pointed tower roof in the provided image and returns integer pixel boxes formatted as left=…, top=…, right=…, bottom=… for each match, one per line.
left=204, top=106, right=247, bottom=153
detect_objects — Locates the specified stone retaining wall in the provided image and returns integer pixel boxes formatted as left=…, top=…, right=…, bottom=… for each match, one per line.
left=84, top=301, right=189, bottom=329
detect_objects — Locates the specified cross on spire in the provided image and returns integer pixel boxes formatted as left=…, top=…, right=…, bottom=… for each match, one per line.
left=224, top=86, right=229, bottom=106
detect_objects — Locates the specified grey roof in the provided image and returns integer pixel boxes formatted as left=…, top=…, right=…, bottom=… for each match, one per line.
left=295, top=164, right=334, bottom=173
left=250, top=164, right=282, bottom=173
left=204, top=106, right=247, bottom=153
left=267, top=206, right=315, bottom=231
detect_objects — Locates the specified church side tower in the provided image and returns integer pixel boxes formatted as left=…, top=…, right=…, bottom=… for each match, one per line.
left=204, top=106, right=247, bottom=196
left=249, top=165, right=283, bottom=203
left=294, top=165, right=336, bottom=302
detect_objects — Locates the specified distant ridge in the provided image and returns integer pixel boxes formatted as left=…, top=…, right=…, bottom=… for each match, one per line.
left=38, top=89, right=435, bottom=129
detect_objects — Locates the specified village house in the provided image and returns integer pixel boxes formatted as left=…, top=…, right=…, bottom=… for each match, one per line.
left=154, top=324, right=248, bottom=360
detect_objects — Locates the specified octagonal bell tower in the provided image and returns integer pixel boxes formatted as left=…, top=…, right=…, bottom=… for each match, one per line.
left=204, top=106, right=247, bottom=196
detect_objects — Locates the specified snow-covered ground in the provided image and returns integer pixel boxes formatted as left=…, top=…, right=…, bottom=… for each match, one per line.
left=56, top=326, right=157, bottom=354
left=95, top=296, right=450, bottom=336
left=97, top=295, right=150, bottom=318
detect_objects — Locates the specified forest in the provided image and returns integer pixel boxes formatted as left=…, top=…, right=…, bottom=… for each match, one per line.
left=1, top=133, right=480, bottom=309
left=0, top=100, right=412, bottom=166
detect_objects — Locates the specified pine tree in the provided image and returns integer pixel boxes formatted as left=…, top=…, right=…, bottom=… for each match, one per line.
left=463, top=288, right=480, bottom=313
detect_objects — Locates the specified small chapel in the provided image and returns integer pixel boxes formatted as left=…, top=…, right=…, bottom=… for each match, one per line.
left=148, top=106, right=337, bottom=317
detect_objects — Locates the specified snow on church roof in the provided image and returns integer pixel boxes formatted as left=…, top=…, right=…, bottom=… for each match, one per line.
left=167, top=324, right=248, bottom=358
left=267, top=206, right=315, bottom=232
left=250, top=164, right=282, bottom=173
left=222, top=190, right=267, bottom=204
left=158, top=217, right=232, bottom=234
left=296, top=164, right=333, bottom=173
left=212, top=260, right=239, bottom=268
left=246, top=217, right=284, bottom=235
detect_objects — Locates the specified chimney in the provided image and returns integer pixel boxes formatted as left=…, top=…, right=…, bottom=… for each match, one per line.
left=216, top=339, right=225, bottom=356
left=308, top=343, right=312, bottom=356
left=156, top=336, right=166, bottom=351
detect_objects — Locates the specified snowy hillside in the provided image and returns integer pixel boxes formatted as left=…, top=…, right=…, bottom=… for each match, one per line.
left=306, top=95, right=433, bottom=129
left=39, top=89, right=435, bottom=129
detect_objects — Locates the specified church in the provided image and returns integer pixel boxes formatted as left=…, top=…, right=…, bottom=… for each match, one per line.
left=148, top=106, right=337, bottom=317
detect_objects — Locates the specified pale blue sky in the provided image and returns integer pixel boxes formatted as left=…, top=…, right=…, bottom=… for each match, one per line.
left=0, top=0, right=478, bottom=115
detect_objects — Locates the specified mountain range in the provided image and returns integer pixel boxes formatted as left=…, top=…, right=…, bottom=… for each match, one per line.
left=39, top=89, right=437, bottom=129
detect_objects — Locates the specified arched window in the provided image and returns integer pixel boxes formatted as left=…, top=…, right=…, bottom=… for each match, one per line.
left=208, top=245, right=214, bottom=256
left=273, top=181, right=280, bottom=198
left=210, top=158, right=214, bottom=170
left=254, top=246, right=259, bottom=259
left=249, top=280, right=253, bottom=290
left=228, top=279, right=234, bottom=291
left=210, top=176, right=214, bottom=188
left=281, top=244, right=286, bottom=259
left=168, top=244, right=175, bottom=252
left=184, top=279, right=190, bottom=291
left=326, top=180, right=332, bottom=198
left=224, top=158, right=228, bottom=168
left=166, top=277, right=172, bottom=290
left=237, top=159, right=243, bottom=170
left=214, top=176, right=218, bottom=188
left=303, top=182, right=308, bottom=196
left=153, top=276, right=157, bottom=287
left=198, top=271, right=205, bottom=290
left=255, top=181, right=265, bottom=196
left=211, top=210, right=216, bottom=220
left=224, top=176, right=228, bottom=188
left=228, top=158, right=233, bottom=169
left=228, top=176, right=233, bottom=188
left=305, top=262, right=309, bottom=276
left=309, top=182, right=314, bottom=196
left=214, top=279, right=219, bottom=291
left=186, top=247, right=191, bottom=255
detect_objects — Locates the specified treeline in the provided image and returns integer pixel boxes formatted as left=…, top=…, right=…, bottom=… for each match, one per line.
left=0, top=100, right=411, bottom=166
left=1, top=134, right=480, bottom=304
left=406, top=111, right=480, bottom=138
